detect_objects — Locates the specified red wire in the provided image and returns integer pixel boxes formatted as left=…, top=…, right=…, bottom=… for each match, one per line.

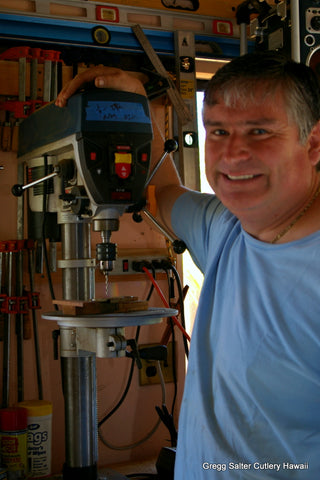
left=142, top=266, right=191, bottom=342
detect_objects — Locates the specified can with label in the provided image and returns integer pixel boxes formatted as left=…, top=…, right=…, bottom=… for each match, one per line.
left=0, top=407, right=28, bottom=480
left=18, top=401, right=52, bottom=479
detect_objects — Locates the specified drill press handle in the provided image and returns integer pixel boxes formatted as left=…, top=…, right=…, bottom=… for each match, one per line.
left=133, top=138, right=186, bottom=254
left=12, top=170, right=58, bottom=197
left=144, top=138, right=178, bottom=188
left=11, top=158, right=75, bottom=197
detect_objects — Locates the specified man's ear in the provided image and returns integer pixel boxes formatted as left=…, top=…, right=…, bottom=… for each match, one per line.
left=308, top=121, right=320, bottom=167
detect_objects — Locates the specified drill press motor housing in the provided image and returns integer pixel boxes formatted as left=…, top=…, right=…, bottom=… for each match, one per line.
left=18, top=88, right=153, bottom=209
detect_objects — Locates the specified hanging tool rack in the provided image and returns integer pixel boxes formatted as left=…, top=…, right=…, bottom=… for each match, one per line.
left=0, top=239, right=42, bottom=407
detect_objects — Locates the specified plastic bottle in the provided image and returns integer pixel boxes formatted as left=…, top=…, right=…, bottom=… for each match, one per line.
left=0, top=407, right=28, bottom=480
left=18, top=401, right=52, bottom=479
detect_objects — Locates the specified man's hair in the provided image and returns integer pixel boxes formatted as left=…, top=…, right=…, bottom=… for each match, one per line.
left=204, top=51, right=320, bottom=144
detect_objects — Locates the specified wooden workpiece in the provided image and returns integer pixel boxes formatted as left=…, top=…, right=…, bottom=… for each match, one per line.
left=53, top=296, right=149, bottom=315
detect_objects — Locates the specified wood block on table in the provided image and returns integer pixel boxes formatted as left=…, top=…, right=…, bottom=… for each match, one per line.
left=53, top=296, right=148, bottom=315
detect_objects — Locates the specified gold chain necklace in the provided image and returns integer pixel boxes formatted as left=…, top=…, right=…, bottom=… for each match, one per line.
left=271, top=184, right=320, bottom=244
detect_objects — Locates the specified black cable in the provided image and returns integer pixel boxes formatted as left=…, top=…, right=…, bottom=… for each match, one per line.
left=98, top=357, right=135, bottom=427
left=161, top=266, right=178, bottom=419
left=98, top=266, right=155, bottom=427
left=169, top=263, right=189, bottom=359
left=161, top=268, right=178, bottom=420
left=160, top=261, right=189, bottom=358
left=169, top=318, right=178, bottom=417
left=146, top=264, right=156, bottom=300
left=98, top=325, right=139, bottom=428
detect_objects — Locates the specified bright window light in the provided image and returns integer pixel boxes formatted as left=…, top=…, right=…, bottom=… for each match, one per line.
left=183, top=91, right=213, bottom=335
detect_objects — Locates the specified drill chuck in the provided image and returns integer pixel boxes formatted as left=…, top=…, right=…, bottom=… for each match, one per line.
left=96, top=242, right=117, bottom=277
left=96, top=242, right=117, bottom=262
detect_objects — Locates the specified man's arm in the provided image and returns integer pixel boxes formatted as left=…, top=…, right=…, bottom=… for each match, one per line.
left=55, top=66, right=188, bottom=234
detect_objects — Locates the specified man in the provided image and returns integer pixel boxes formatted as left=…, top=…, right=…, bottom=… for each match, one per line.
left=56, top=52, right=320, bottom=478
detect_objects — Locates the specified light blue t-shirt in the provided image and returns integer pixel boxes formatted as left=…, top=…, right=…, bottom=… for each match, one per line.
left=172, top=191, right=320, bottom=479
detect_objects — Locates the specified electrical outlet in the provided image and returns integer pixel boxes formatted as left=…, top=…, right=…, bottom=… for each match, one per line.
left=139, top=342, right=175, bottom=386
left=109, top=254, right=171, bottom=276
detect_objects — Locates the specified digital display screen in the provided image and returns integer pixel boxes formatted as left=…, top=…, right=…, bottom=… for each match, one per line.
left=86, top=101, right=150, bottom=123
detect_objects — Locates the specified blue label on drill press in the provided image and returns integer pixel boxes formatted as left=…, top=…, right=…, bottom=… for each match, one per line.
left=86, top=101, right=149, bottom=123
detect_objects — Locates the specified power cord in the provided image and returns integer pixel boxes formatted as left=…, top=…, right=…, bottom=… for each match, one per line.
left=98, top=264, right=166, bottom=450
left=98, top=264, right=155, bottom=428
left=141, top=267, right=190, bottom=342
left=167, top=263, right=189, bottom=359
left=98, top=360, right=166, bottom=450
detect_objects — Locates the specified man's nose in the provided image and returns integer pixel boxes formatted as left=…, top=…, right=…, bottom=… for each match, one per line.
left=222, top=133, right=250, bottom=163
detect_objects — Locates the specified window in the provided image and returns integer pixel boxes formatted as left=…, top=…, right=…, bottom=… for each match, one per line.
left=183, top=91, right=213, bottom=334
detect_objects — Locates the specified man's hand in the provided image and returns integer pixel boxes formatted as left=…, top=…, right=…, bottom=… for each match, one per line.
left=55, top=66, right=147, bottom=107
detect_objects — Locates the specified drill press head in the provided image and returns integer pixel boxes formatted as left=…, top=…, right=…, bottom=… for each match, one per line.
left=18, top=88, right=153, bottom=288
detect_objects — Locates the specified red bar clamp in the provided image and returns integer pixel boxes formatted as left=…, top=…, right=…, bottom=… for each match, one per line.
left=28, top=292, right=41, bottom=310
left=1, top=296, right=18, bottom=314
left=17, top=296, right=29, bottom=315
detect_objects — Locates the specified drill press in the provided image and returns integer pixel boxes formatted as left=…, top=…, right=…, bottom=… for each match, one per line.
left=15, top=89, right=177, bottom=479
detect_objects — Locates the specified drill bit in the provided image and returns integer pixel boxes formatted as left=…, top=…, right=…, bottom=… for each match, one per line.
left=105, top=272, right=109, bottom=298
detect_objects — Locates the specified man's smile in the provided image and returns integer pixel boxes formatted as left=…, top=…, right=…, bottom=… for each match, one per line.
left=226, top=174, right=260, bottom=181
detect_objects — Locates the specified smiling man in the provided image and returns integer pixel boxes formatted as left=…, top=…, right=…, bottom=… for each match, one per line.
left=56, top=51, right=320, bottom=478
left=201, top=60, right=320, bottom=245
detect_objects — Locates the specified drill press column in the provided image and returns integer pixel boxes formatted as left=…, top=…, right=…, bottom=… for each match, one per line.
left=59, top=213, right=98, bottom=479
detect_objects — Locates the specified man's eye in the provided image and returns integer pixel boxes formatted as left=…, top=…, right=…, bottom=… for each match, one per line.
left=251, top=128, right=268, bottom=135
left=210, top=129, right=228, bottom=136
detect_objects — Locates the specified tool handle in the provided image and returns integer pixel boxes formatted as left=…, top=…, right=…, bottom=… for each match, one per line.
left=144, top=138, right=178, bottom=188
left=11, top=171, right=58, bottom=196
left=142, top=208, right=186, bottom=253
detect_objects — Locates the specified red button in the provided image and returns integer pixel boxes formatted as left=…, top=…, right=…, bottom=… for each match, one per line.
left=122, top=260, right=129, bottom=272
left=115, top=163, right=131, bottom=179
left=90, top=152, right=97, bottom=161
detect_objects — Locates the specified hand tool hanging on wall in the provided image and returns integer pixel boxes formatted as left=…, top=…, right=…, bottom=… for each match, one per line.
left=0, top=239, right=42, bottom=406
left=0, top=46, right=30, bottom=154
left=26, top=239, right=43, bottom=400
left=0, top=47, right=62, bottom=152
left=0, top=47, right=29, bottom=152
left=15, top=239, right=25, bottom=402
left=43, top=50, right=61, bottom=103
left=0, top=241, right=6, bottom=342
left=1, top=240, right=15, bottom=408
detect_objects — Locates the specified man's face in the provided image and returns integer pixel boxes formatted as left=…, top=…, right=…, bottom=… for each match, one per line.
left=203, top=88, right=319, bottom=226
